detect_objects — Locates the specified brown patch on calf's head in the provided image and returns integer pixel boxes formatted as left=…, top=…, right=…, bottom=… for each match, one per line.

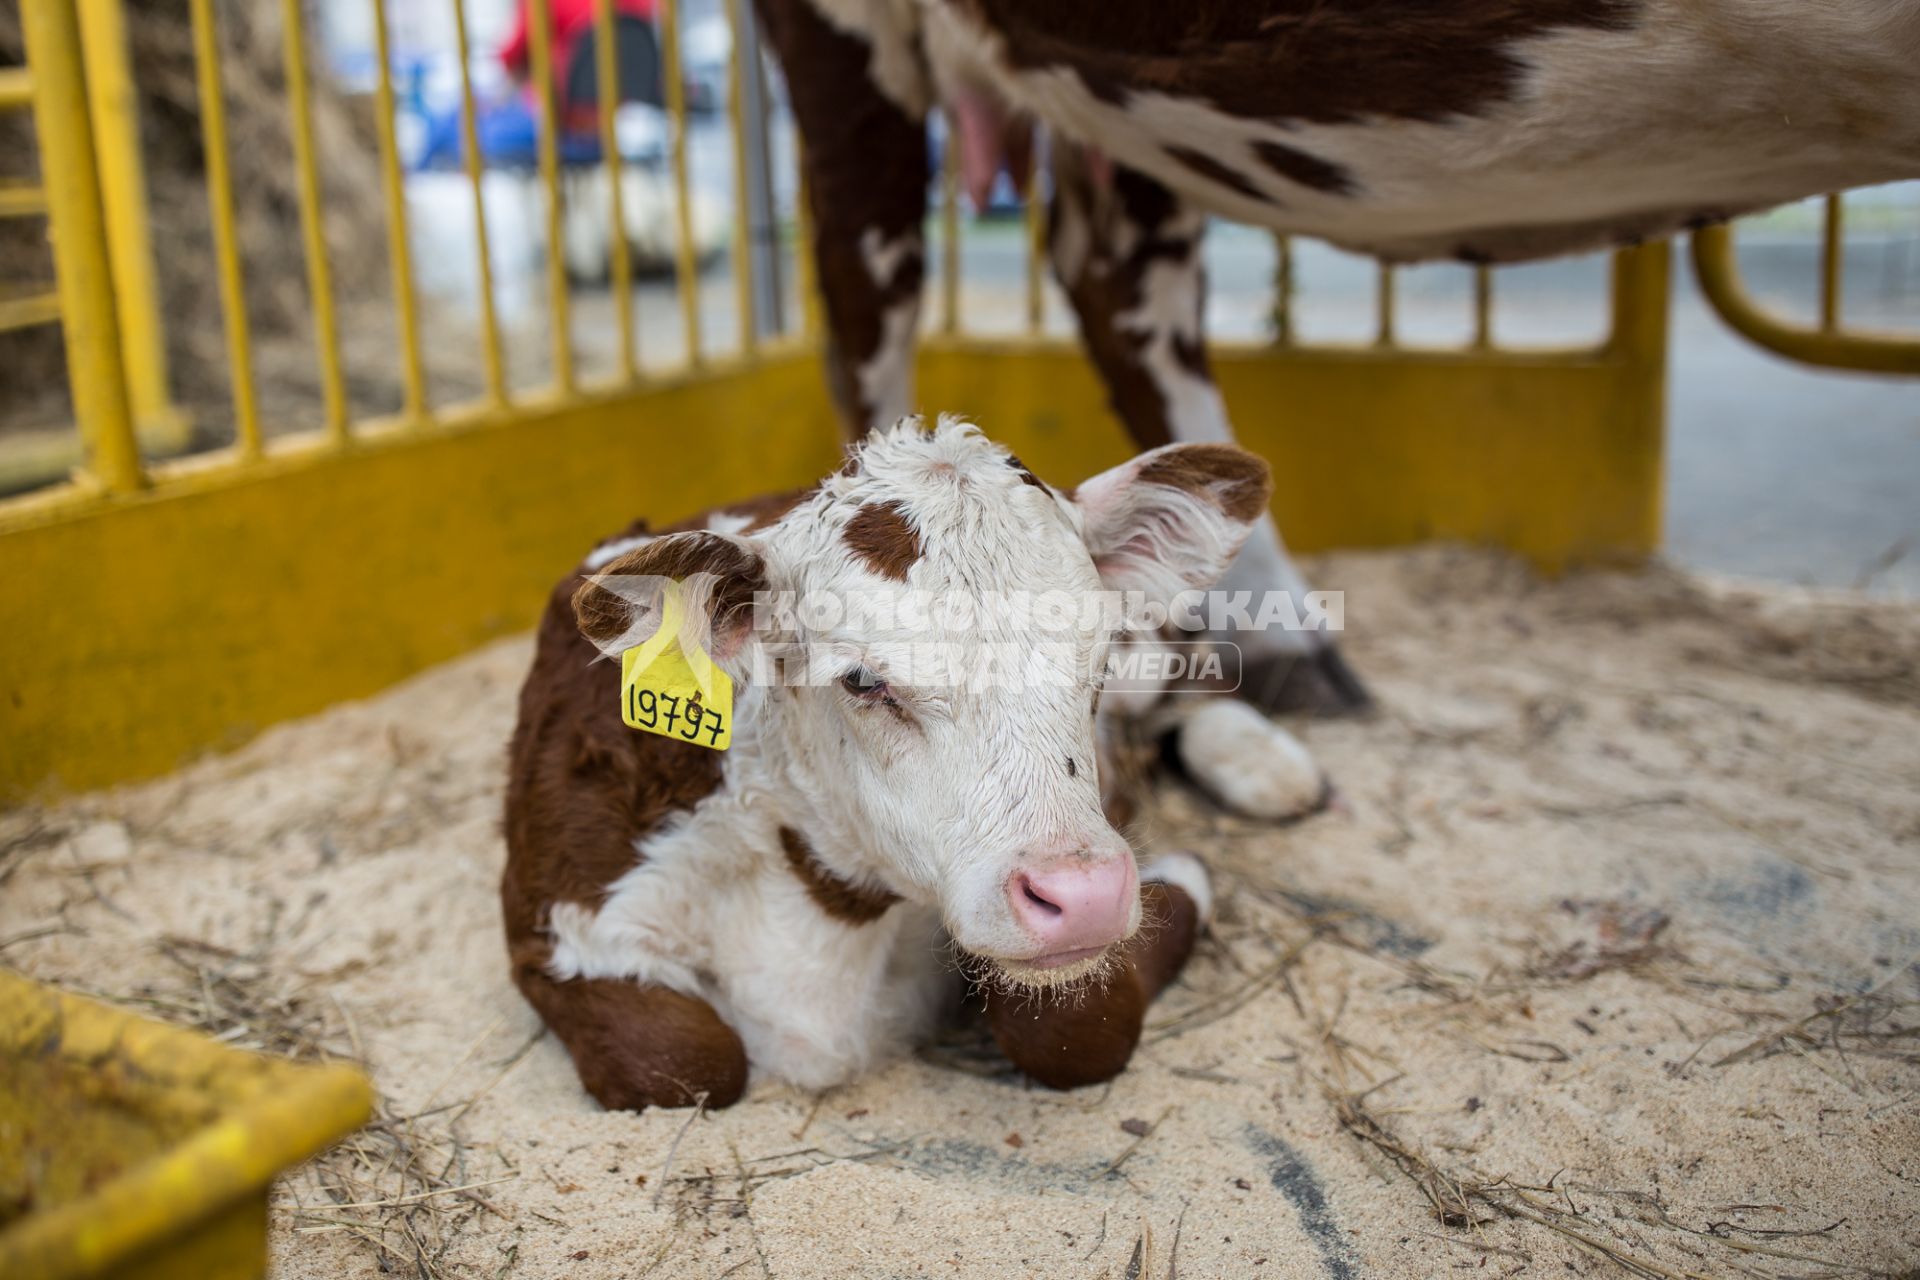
left=843, top=501, right=923, bottom=581
left=1136, top=444, right=1272, bottom=523
left=780, top=827, right=901, bottom=924
left=1252, top=138, right=1357, bottom=196
left=1164, top=144, right=1270, bottom=204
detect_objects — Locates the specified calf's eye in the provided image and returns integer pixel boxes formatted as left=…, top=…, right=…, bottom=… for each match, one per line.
left=840, top=666, right=886, bottom=697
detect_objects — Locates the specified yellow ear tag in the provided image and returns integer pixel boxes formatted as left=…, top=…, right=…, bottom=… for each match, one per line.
left=619, top=580, right=733, bottom=750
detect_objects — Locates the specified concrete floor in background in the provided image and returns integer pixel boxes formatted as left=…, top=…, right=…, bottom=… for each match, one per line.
left=1665, top=266, right=1919, bottom=596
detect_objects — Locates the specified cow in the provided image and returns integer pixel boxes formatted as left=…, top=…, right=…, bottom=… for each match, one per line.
left=502, top=418, right=1326, bottom=1109
left=754, top=0, right=1920, bottom=712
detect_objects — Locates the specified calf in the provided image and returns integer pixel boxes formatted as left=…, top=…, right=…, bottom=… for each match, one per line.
left=503, top=418, right=1322, bottom=1108
left=756, top=0, right=1920, bottom=712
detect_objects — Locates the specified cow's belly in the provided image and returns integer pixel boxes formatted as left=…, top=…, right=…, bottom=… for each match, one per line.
left=924, top=0, right=1920, bottom=263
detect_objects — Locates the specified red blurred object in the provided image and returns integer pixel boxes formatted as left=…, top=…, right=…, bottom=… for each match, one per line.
left=501, top=0, right=658, bottom=113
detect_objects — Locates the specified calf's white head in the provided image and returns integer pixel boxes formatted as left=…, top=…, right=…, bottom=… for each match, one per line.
left=574, top=418, right=1270, bottom=986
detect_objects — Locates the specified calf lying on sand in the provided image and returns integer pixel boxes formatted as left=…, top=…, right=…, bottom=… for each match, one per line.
left=503, top=418, right=1323, bottom=1109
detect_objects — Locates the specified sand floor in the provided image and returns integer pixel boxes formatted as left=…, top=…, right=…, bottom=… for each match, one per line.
left=3, top=547, right=1917, bottom=1280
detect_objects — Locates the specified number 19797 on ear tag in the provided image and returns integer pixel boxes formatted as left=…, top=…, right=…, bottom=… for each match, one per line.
left=620, top=581, right=733, bottom=750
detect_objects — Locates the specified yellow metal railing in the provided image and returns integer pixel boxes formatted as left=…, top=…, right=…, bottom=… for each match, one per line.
left=280, top=0, right=349, bottom=442
left=78, top=0, right=184, bottom=447
left=449, top=0, right=508, bottom=405
left=1692, top=193, right=1920, bottom=375
left=593, top=0, right=638, bottom=379
left=16, top=0, right=142, bottom=493
left=190, top=0, right=262, bottom=456
left=0, top=65, right=61, bottom=347
left=5, top=0, right=798, bottom=504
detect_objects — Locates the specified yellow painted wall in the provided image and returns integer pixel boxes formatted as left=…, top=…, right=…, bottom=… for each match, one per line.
left=933, top=339, right=1664, bottom=571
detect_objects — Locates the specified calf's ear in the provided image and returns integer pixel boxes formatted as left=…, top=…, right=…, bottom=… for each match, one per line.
left=1072, top=443, right=1272, bottom=602
left=572, top=531, right=769, bottom=671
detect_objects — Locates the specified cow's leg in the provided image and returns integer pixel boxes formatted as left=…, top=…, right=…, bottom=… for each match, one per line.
left=1164, top=697, right=1327, bottom=821
left=756, top=0, right=927, bottom=437
left=513, top=955, right=748, bottom=1111
left=982, top=854, right=1210, bottom=1089
left=1048, top=149, right=1370, bottom=716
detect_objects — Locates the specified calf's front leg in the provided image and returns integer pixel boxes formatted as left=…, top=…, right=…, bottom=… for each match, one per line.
left=982, top=854, right=1211, bottom=1089
left=513, top=961, right=748, bottom=1111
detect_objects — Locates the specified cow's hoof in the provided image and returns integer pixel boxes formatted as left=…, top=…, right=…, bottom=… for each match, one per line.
left=1174, top=699, right=1326, bottom=822
left=1238, top=645, right=1374, bottom=718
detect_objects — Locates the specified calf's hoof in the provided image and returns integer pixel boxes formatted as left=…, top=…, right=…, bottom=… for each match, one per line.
left=1174, top=699, right=1327, bottom=822
left=1239, top=645, right=1373, bottom=718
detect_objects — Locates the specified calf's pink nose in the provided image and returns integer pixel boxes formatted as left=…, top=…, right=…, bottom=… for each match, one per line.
left=1006, top=855, right=1138, bottom=962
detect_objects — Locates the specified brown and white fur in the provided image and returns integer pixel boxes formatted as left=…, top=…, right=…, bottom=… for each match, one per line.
left=755, top=0, right=1920, bottom=711
left=504, top=419, right=1321, bottom=1108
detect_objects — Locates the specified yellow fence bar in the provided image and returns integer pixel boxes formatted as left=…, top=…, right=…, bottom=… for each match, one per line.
left=1374, top=263, right=1396, bottom=346
left=370, top=0, right=429, bottom=420
left=526, top=0, right=575, bottom=391
left=1692, top=224, right=1920, bottom=375
left=280, top=0, right=348, bottom=443
left=593, top=0, right=638, bottom=380
left=0, top=67, right=31, bottom=110
left=1271, top=234, right=1293, bottom=345
left=1024, top=161, right=1045, bottom=334
left=189, top=0, right=262, bottom=457
left=795, top=153, right=819, bottom=341
left=1472, top=266, right=1494, bottom=350
left=724, top=0, right=755, bottom=357
left=1819, top=193, right=1843, bottom=335
left=79, top=0, right=186, bottom=450
left=940, top=124, right=959, bottom=335
left=0, top=183, right=48, bottom=217
left=659, top=0, right=704, bottom=366
left=0, top=289, right=63, bottom=332
left=450, top=0, right=507, bottom=407
left=18, top=0, right=141, bottom=492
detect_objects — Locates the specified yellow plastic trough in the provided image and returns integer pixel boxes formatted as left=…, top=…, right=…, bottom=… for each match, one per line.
left=0, top=969, right=372, bottom=1280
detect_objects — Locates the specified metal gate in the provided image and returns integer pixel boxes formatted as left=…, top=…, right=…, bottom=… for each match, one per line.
left=1693, top=195, right=1920, bottom=374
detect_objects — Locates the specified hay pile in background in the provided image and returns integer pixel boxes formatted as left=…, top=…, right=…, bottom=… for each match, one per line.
left=0, top=0, right=481, bottom=449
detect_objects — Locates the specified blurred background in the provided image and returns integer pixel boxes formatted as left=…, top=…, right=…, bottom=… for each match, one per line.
left=2, top=0, right=1916, bottom=590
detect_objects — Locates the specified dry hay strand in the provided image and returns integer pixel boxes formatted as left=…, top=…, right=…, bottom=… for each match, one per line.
left=1711, top=958, right=1920, bottom=1071
left=1526, top=898, right=1674, bottom=983
left=285, top=1013, right=541, bottom=1280
left=1333, top=1090, right=1883, bottom=1280
left=80, top=920, right=534, bottom=1280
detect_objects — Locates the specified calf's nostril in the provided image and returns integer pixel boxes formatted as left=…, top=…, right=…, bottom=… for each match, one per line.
left=1020, top=879, right=1063, bottom=916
